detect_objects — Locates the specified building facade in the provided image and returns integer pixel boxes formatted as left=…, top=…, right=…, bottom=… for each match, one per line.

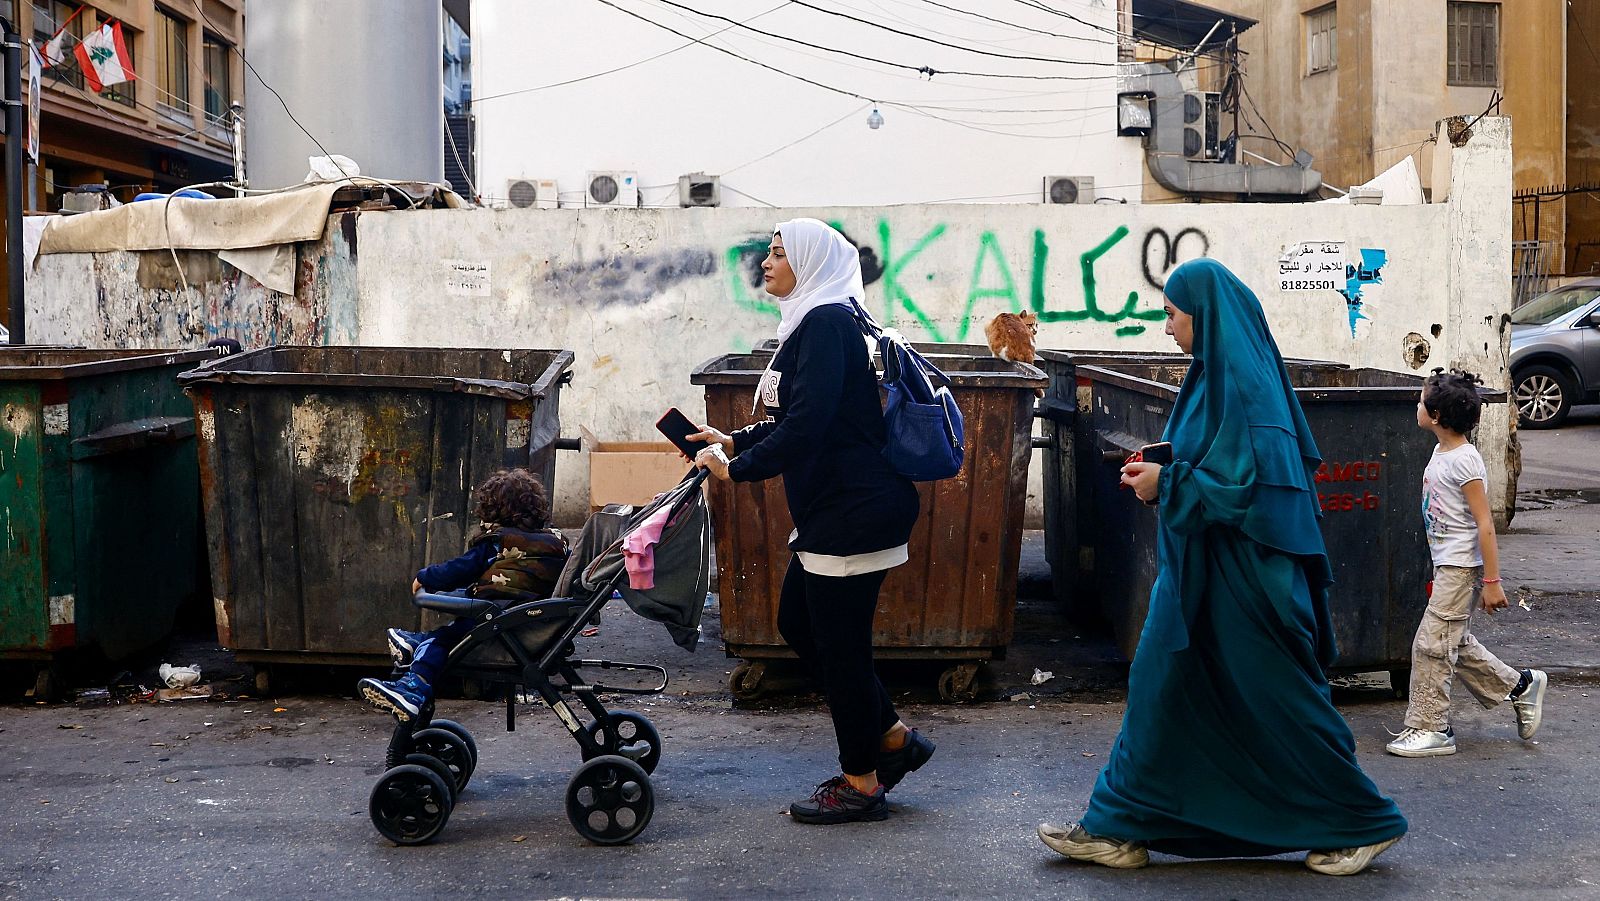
left=1, top=0, right=242, bottom=331
left=1217, top=0, right=1592, bottom=280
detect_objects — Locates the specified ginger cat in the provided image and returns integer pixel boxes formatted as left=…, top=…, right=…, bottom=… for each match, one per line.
left=985, top=310, right=1038, bottom=363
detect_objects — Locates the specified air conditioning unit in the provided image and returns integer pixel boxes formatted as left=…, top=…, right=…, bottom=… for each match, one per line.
left=585, top=170, right=638, bottom=208
left=506, top=178, right=557, bottom=209
left=1182, top=91, right=1222, bottom=161
left=1043, top=176, right=1095, bottom=204
left=678, top=172, right=721, bottom=207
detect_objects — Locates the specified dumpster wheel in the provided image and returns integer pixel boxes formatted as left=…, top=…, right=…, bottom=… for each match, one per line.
left=937, top=663, right=981, bottom=703
left=729, top=661, right=767, bottom=702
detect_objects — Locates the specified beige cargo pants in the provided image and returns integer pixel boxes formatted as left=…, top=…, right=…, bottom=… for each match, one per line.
left=1402, top=564, right=1522, bottom=732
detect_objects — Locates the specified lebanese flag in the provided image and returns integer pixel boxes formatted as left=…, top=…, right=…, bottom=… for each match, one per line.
left=42, top=31, right=68, bottom=69
left=74, top=21, right=135, bottom=92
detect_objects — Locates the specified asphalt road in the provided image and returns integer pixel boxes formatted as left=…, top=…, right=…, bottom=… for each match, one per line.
left=1, top=409, right=1596, bottom=901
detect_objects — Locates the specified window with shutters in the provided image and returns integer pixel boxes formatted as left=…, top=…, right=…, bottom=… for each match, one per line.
left=1305, top=4, right=1337, bottom=75
left=1447, top=2, right=1500, bottom=87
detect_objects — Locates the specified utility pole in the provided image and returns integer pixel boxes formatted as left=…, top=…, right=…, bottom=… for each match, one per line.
left=230, top=101, right=246, bottom=198
left=2, top=17, right=23, bottom=344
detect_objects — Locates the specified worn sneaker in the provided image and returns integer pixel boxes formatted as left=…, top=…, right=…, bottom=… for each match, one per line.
left=358, top=673, right=431, bottom=723
left=877, top=728, right=935, bottom=791
left=1037, top=822, right=1149, bottom=869
left=386, top=628, right=429, bottom=668
left=1305, top=835, right=1402, bottom=876
left=1385, top=726, right=1456, bottom=758
left=789, top=776, right=888, bottom=825
left=1511, top=669, right=1547, bottom=740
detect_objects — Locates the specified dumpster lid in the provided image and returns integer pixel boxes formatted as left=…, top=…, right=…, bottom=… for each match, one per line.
left=0, top=347, right=221, bottom=380
left=177, top=346, right=577, bottom=400
left=1077, top=362, right=1508, bottom=403
left=691, top=351, right=1048, bottom=389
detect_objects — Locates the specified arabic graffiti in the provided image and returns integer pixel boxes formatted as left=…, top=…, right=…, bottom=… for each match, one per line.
left=722, top=220, right=1199, bottom=343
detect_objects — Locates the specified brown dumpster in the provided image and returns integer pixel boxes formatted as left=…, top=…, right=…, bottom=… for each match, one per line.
left=691, top=350, right=1047, bottom=701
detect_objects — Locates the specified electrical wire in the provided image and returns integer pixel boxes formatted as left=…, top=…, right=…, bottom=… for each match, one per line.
left=783, top=0, right=1123, bottom=64
left=1574, top=0, right=1600, bottom=70
left=647, top=0, right=1121, bottom=80
left=721, top=103, right=869, bottom=174
left=719, top=183, right=779, bottom=207
left=473, top=2, right=791, bottom=104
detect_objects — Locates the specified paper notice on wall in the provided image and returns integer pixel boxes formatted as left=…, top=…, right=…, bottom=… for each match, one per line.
left=444, top=259, right=491, bottom=296
left=1277, top=242, right=1345, bottom=291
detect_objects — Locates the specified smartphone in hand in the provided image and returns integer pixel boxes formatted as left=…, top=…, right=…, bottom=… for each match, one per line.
left=1140, top=441, right=1173, bottom=466
left=656, top=407, right=709, bottom=459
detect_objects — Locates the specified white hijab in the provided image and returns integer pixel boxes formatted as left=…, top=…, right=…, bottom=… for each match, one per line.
left=771, top=218, right=866, bottom=346
left=754, top=218, right=871, bottom=413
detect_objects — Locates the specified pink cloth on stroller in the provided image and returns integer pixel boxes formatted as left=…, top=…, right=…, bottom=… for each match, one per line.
left=621, top=503, right=675, bottom=589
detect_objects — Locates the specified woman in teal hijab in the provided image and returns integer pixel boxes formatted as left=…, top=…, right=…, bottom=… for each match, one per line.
left=1038, top=258, right=1407, bottom=876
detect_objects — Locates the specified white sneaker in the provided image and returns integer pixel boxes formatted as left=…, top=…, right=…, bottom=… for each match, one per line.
left=1385, top=726, right=1457, bottom=757
left=1038, top=822, right=1149, bottom=869
left=1511, top=669, right=1547, bottom=740
left=1305, top=835, right=1402, bottom=876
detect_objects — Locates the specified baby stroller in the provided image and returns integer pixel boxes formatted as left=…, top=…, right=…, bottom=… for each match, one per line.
left=367, top=469, right=711, bottom=846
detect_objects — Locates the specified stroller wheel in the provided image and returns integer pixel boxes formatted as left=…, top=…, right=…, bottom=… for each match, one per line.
left=426, top=719, right=479, bottom=766
left=403, top=753, right=458, bottom=805
left=566, top=755, right=654, bottom=845
left=583, top=711, right=662, bottom=774
left=411, top=728, right=476, bottom=793
left=369, top=764, right=454, bottom=845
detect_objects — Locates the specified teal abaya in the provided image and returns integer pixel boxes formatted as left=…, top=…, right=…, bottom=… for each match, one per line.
left=1077, top=258, right=1407, bottom=857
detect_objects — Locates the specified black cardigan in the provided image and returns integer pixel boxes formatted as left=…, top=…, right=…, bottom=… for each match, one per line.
left=728, top=305, right=919, bottom=557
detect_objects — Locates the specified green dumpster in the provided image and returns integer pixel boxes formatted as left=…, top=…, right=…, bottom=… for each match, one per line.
left=0, top=347, right=218, bottom=698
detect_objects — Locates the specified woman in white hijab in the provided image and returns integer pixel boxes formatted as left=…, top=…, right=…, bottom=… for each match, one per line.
left=692, top=218, right=933, bottom=825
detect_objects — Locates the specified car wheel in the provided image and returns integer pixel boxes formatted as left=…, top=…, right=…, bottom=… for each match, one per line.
left=1513, top=365, right=1576, bottom=429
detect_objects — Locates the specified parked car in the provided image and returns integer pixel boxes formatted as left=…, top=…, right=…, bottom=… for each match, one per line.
left=1509, top=278, right=1600, bottom=428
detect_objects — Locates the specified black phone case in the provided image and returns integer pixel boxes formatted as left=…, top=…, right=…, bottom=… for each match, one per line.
left=656, top=409, right=709, bottom=458
left=1141, top=442, right=1174, bottom=466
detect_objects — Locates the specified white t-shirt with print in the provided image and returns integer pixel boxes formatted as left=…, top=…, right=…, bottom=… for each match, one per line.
left=1421, top=443, right=1488, bottom=568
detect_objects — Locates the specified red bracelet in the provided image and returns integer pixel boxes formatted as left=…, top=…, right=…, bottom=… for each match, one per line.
left=1481, top=577, right=1503, bottom=584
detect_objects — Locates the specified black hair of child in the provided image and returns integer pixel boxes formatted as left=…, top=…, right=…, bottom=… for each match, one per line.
left=474, top=468, right=551, bottom=531
left=1423, top=368, right=1484, bottom=435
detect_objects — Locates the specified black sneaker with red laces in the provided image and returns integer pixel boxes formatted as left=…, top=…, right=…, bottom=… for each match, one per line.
left=790, top=776, right=889, bottom=825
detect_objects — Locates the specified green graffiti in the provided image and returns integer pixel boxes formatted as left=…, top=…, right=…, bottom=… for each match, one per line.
left=724, top=239, right=779, bottom=317
left=956, top=231, right=1021, bottom=342
left=879, top=220, right=948, bottom=342
left=1116, top=325, right=1147, bottom=337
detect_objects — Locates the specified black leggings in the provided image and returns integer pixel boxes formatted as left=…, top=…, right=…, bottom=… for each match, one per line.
left=776, top=555, right=900, bottom=776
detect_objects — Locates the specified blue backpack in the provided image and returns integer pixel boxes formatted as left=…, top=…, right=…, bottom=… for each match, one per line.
left=848, top=299, right=965, bottom=481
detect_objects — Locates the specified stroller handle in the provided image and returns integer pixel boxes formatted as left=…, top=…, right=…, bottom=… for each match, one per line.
left=412, top=591, right=497, bottom=616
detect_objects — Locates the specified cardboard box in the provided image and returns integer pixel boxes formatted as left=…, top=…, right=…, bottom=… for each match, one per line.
left=582, top=427, right=693, bottom=510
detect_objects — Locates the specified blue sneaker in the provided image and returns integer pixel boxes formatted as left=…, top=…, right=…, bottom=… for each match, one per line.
left=386, top=628, right=429, bottom=668
left=358, top=673, right=431, bottom=723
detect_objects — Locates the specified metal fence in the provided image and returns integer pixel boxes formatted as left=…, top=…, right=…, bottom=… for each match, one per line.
left=1512, top=240, right=1557, bottom=308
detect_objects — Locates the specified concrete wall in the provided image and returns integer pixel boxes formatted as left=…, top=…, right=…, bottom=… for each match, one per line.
left=469, top=0, right=1144, bottom=209
left=25, top=121, right=1517, bottom=528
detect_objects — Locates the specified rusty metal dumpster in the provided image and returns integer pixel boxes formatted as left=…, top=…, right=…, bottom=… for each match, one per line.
left=1, top=348, right=218, bottom=698
left=1034, top=350, right=1348, bottom=625
left=178, top=346, right=574, bottom=690
left=1069, top=360, right=1507, bottom=693
left=691, top=350, right=1048, bottom=702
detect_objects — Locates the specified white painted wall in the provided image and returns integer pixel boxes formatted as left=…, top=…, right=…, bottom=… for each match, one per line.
left=26, top=120, right=1516, bottom=529
left=470, top=0, right=1143, bottom=209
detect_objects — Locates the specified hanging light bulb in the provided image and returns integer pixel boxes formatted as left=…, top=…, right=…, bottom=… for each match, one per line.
left=867, top=106, right=884, bottom=130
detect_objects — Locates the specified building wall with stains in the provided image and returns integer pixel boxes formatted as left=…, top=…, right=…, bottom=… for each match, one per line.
left=23, top=122, right=1514, bottom=527
left=26, top=214, right=360, bottom=349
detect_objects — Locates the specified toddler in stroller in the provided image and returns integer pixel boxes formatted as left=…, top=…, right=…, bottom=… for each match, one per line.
left=363, top=469, right=712, bottom=847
